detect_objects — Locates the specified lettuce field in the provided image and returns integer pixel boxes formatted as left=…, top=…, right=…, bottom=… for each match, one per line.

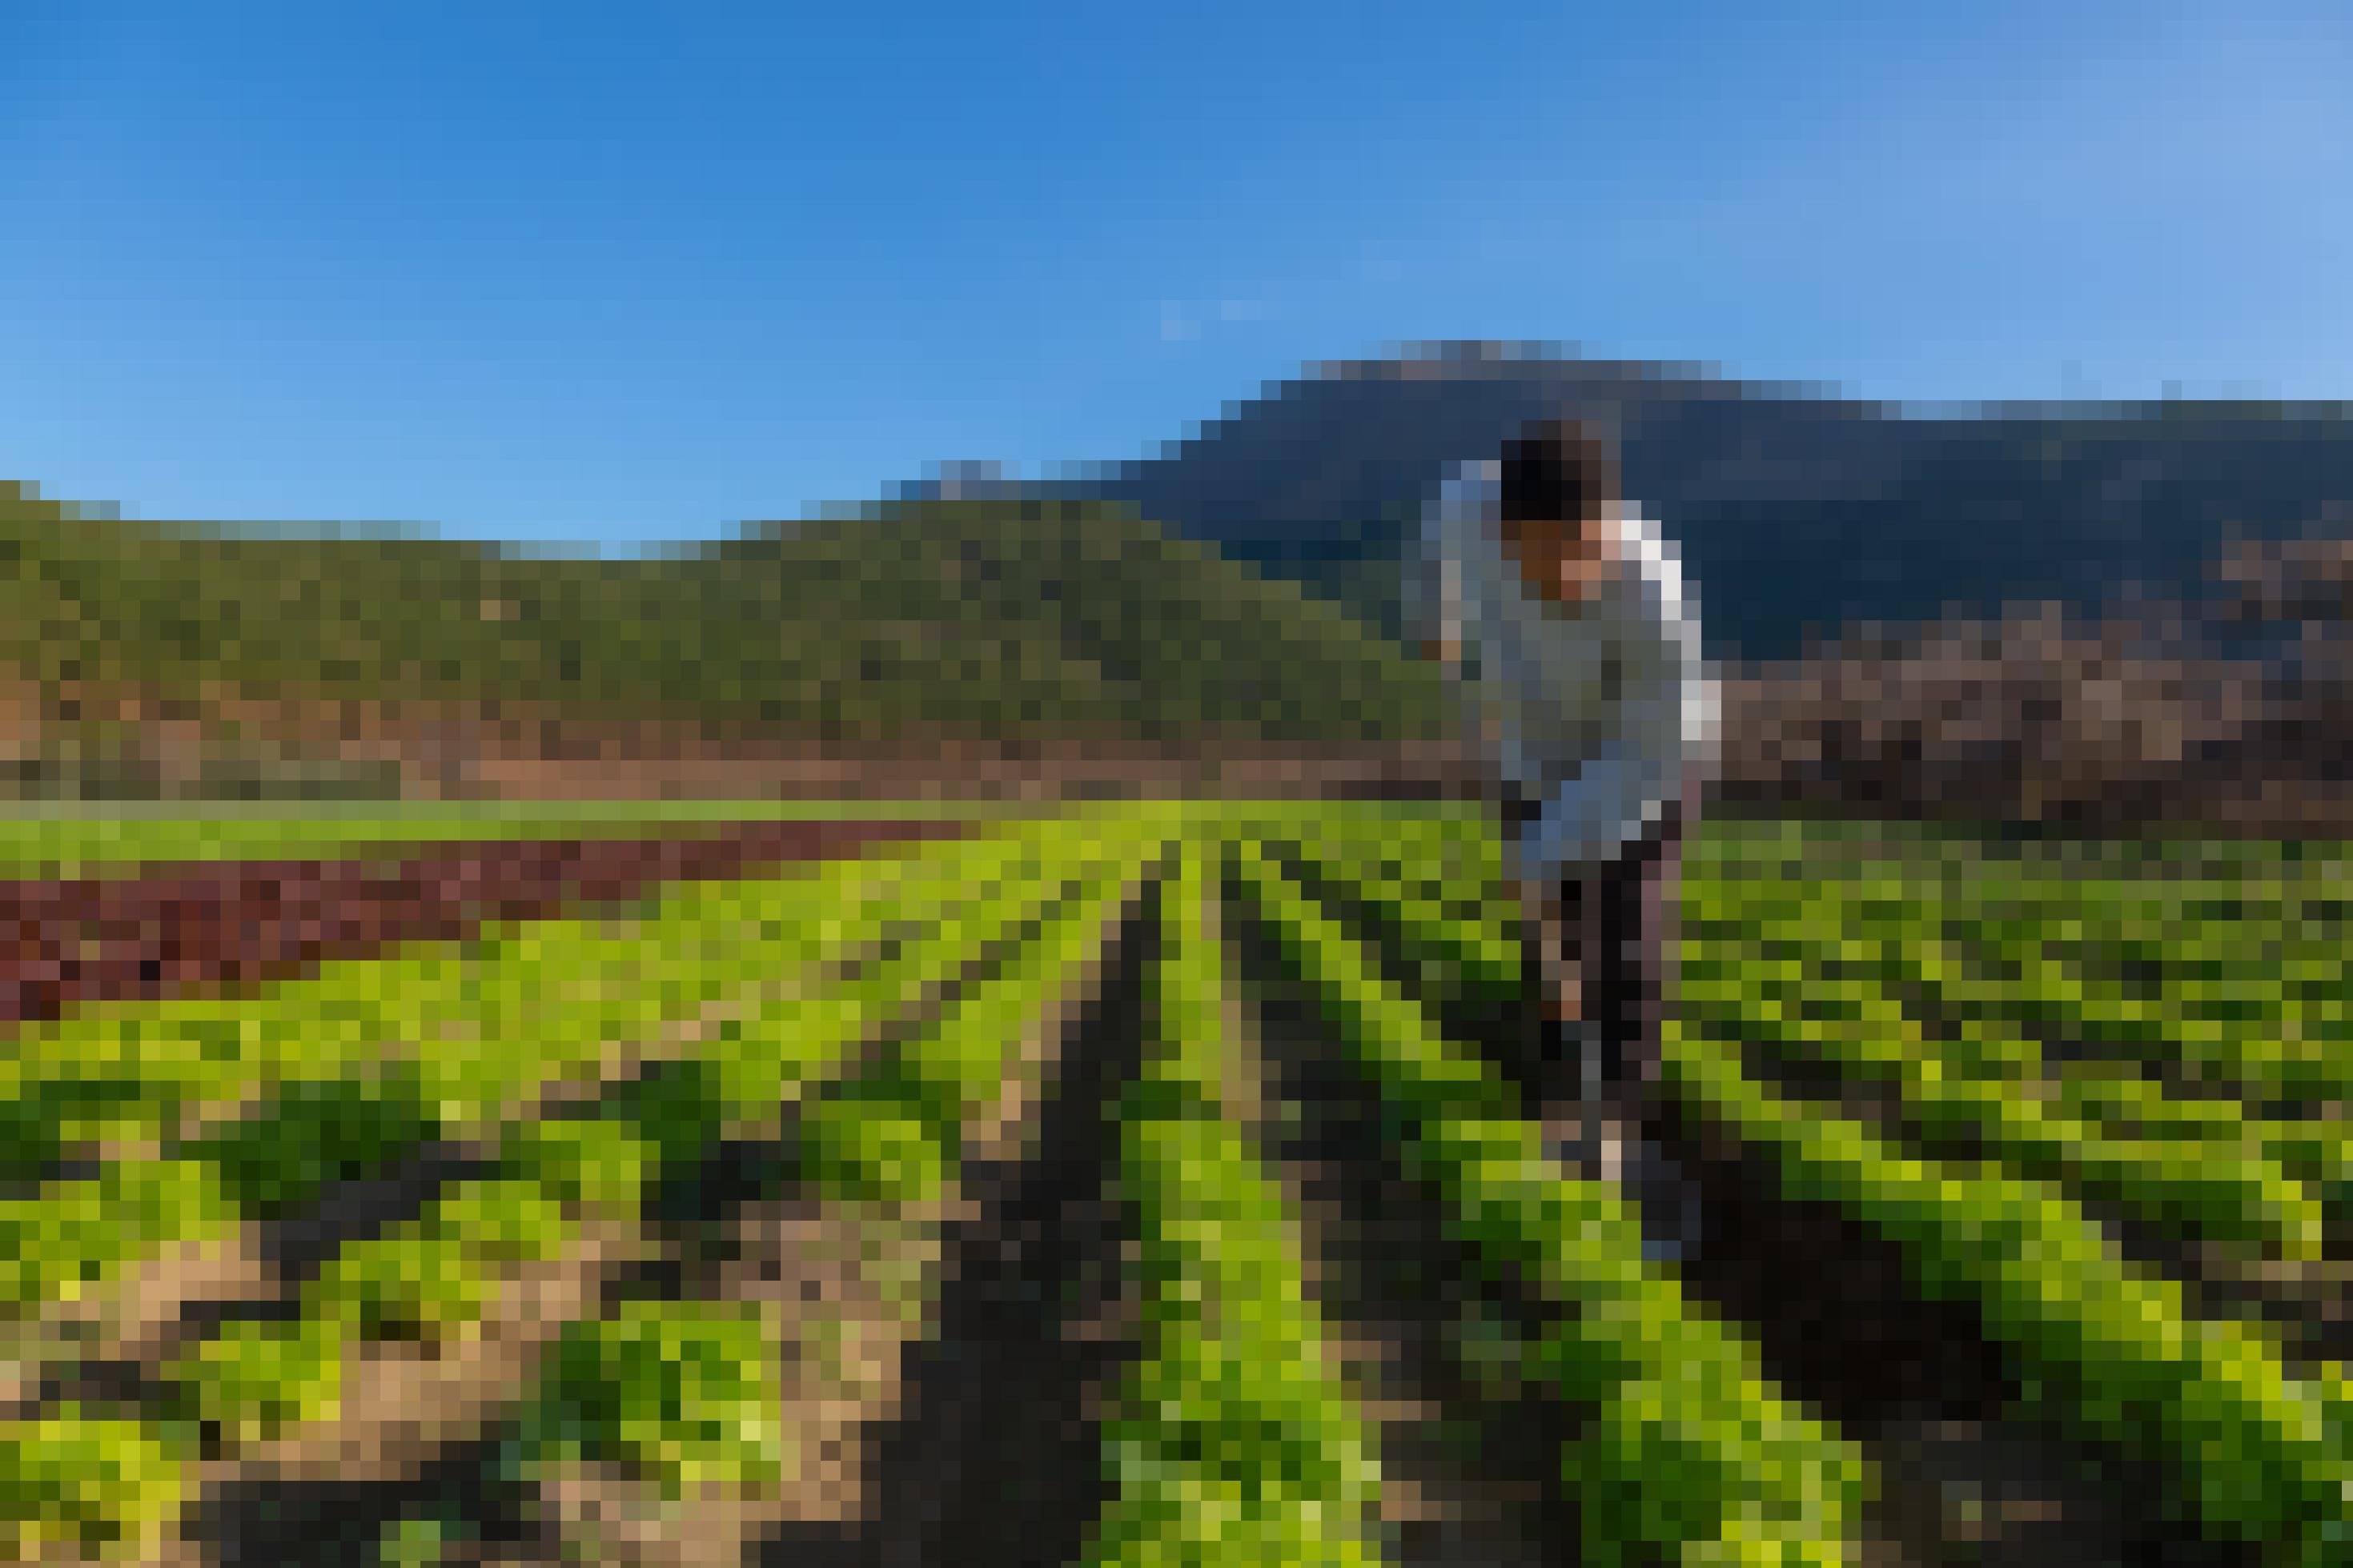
left=1, top=801, right=2347, bottom=1566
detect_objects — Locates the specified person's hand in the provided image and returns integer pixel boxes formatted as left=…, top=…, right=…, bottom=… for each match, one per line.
left=1508, top=514, right=1615, bottom=609
left=1556, top=531, right=1611, bottom=605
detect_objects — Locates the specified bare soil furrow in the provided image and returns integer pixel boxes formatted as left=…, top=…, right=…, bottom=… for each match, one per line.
left=182, top=1220, right=648, bottom=1568
left=749, top=888, right=1155, bottom=1568
left=1655, top=1081, right=2260, bottom=1567
left=1223, top=889, right=1583, bottom=1568
left=1, top=955, right=888, bottom=1426
left=535, top=884, right=1142, bottom=1568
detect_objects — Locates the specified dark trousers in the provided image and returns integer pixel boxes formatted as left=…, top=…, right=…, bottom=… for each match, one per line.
left=1503, top=788, right=1686, bottom=1113
left=1504, top=784, right=1699, bottom=1259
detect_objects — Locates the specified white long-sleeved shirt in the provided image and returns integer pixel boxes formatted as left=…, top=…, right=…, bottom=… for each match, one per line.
left=1405, top=459, right=1719, bottom=880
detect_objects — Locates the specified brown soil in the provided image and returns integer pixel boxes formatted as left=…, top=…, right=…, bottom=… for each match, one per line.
left=1226, top=899, right=1585, bottom=1568
left=118, top=880, right=1147, bottom=1568
left=522, top=884, right=1142, bottom=1567
left=528, top=1197, right=962, bottom=1568
left=0, top=817, right=968, bottom=1024
left=222, top=1221, right=648, bottom=1488
left=763, top=895, right=1153, bottom=1568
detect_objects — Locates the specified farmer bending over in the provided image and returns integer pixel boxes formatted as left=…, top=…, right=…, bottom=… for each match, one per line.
left=1407, top=417, right=1718, bottom=1261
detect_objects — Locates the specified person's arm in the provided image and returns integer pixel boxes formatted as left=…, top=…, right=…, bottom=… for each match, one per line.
left=1612, top=517, right=1712, bottom=824
left=1422, top=555, right=1464, bottom=671
left=1408, top=471, right=1468, bottom=673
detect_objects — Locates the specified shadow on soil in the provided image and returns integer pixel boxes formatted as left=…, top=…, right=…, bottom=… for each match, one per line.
left=194, top=1424, right=563, bottom=1568
left=1225, top=883, right=1588, bottom=1568
left=175, top=835, right=2284, bottom=1567
left=1251, top=832, right=2260, bottom=1568
left=190, top=878, right=1138, bottom=1568
left=1261, top=842, right=1543, bottom=1096
left=754, top=892, right=1156, bottom=1568
left=1649, top=1047, right=2266, bottom=1567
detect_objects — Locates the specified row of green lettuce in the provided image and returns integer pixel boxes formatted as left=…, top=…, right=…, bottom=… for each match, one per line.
left=1286, top=815, right=2353, bottom=1565
left=14, top=804, right=2346, bottom=1562
left=2, top=814, right=1173, bottom=1562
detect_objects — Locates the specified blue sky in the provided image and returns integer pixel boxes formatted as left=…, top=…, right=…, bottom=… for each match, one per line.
left=2, top=0, right=2348, bottom=551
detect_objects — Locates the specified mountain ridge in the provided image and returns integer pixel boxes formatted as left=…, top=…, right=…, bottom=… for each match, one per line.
left=895, top=343, right=2353, bottom=663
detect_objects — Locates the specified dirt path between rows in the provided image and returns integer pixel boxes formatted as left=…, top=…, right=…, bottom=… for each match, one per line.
left=151, top=876, right=1154, bottom=1568
left=752, top=892, right=1156, bottom=1568
left=1224, top=890, right=1584, bottom=1567
left=1236, top=836, right=2270, bottom=1566
left=0, top=818, right=969, bottom=1025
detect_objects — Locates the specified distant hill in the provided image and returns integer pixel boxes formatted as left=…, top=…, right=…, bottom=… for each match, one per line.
left=0, top=483, right=1457, bottom=796
left=903, top=344, right=2353, bottom=664
left=14, top=339, right=2352, bottom=814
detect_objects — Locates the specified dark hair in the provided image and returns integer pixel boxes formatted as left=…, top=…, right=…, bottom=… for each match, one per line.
left=1499, top=419, right=1616, bottom=526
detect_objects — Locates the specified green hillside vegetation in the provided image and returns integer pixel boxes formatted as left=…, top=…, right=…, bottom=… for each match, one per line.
left=0, top=483, right=1452, bottom=752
